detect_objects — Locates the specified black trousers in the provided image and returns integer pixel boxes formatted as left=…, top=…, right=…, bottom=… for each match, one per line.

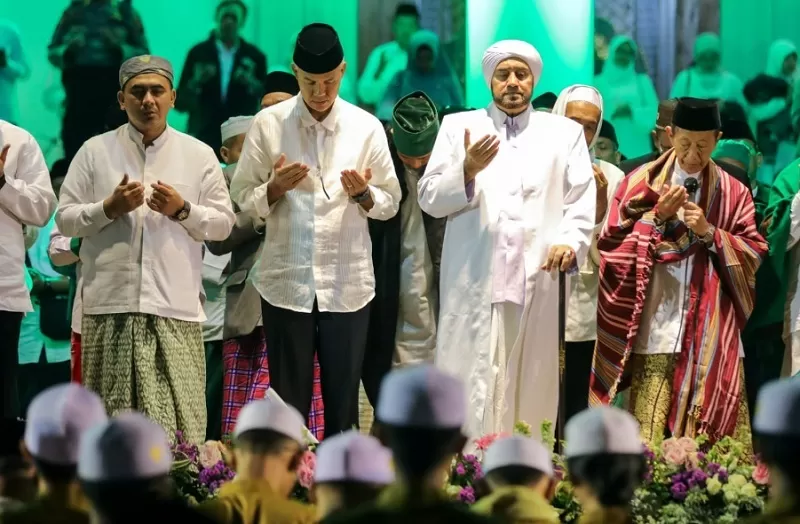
left=742, top=322, right=784, bottom=423
left=261, top=299, right=371, bottom=437
left=205, top=341, right=224, bottom=441
left=0, top=311, right=23, bottom=419
left=18, top=350, right=70, bottom=416
left=564, top=340, right=596, bottom=424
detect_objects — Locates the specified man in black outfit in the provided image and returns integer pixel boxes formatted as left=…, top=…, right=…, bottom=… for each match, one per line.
left=175, top=0, right=267, bottom=157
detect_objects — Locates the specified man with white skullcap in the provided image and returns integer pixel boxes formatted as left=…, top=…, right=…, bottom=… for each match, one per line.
left=551, top=85, right=625, bottom=422
left=314, top=430, right=393, bottom=519
left=56, top=54, right=236, bottom=444
left=200, top=398, right=315, bottom=523
left=2, top=384, right=106, bottom=523
left=231, top=23, right=400, bottom=437
left=745, top=378, right=800, bottom=523
left=78, top=412, right=216, bottom=523
left=564, top=407, right=645, bottom=522
left=324, top=365, right=492, bottom=524
left=472, top=436, right=559, bottom=523
left=419, top=40, right=596, bottom=439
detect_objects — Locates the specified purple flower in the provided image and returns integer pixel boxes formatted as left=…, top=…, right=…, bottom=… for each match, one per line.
left=697, top=452, right=706, bottom=461
left=718, top=468, right=728, bottom=482
left=459, top=486, right=476, bottom=504
left=455, top=464, right=466, bottom=476
left=670, top=481, right=688, bottom=501
left=693, top=469, right=708, bottom=483
left=707, top=463, right=720, bottom=475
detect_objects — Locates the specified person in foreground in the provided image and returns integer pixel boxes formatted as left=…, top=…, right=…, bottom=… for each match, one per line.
left=745, top=378, right=800, bottom=522
left=590, top=97, right=767, bottom=445
left=324, top=365, right=493, bottom=523
left=472, top=435, right=559, bottom=523
left=231, top=24, right=400, bottom=436
left=419, top=40, right=595, bottom=438
left=55, top=55, right=236, bottom=443
left=200, top=398, right=316, bottom=523
left=313, top=430, right=394, bottom=520
left=565, top=407, right=646, bottom=524
left=78, top=412, right=216, bottom=522
left=2, top=384, right=107, bottom=524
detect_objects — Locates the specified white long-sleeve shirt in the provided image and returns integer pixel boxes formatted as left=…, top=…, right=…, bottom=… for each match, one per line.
left=231, top=96, right=401, bottom=313
left=56, top=124, right=235, bottom=322
left=0, top=120, right=57, bottom=313
left=48, top=221, right=82, bottom=334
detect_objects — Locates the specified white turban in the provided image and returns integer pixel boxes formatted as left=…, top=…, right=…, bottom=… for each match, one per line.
left=552, top=85, right=604, bottom=149
left=220, top=115, right=254, bottom=143
left=481, top=40, right=543, bottom=89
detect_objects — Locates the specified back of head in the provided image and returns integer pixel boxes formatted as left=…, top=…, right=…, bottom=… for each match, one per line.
left=483, top=435, right=553, bottom=489
left=754, top=378, right=800, bottom=484
left=656, top=99, right=678, bottom=129
left=565, top=407, right=645, bottom=507
left=376, top=365, right=466, bottom=479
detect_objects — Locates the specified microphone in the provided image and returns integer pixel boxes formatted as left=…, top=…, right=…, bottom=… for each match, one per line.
left=684, top=177, right=699, bottom=196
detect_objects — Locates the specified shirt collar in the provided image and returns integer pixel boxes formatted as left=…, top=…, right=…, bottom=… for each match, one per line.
left=215, top=38, right=239, bottom=54
left=489, top=103, right=532, bottom=137
left=296, top=96, right=340, bottom=133
left=126, top=123, right=171, bottom=151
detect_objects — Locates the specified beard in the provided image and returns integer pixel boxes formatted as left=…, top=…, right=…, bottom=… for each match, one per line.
left=493, top=90, right=531, bottom=112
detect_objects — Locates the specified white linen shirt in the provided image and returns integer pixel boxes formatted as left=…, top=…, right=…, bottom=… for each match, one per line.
left=0, top=120, right=57, bottom=313
left=48, top=221, right=83, bottom=334
left=230, top=96, right=400, bottom=313
left=55, top=124, right=235, bottom=322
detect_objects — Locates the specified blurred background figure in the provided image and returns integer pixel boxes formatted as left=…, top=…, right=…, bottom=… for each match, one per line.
left=670, top=33, right=747, bottom=108
left=0, top=18, right=30, bottom=124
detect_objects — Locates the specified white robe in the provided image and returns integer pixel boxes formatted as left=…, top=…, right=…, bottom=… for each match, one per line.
left=418, top=104, right=596, bottom=438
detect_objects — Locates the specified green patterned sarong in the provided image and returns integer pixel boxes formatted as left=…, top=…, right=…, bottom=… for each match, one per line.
left=82, top=313, right=207, bottom=443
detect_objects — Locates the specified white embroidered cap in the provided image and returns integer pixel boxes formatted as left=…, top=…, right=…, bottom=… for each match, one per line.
left=564, top=406, right=643, bottom=458
left=376, top=365, right=465, bottom=429
left=314, top=430, right=394, bottom=485
left=24, top=383, right=107, bottom=465
left=483, top=435, right=554, bottom=478
left=481, top=40, right=543, bottom=89
left=753, top=378, right=800, bottom=436
left=78, top=412, right=172, bottom=481
left=233, top=397, right=306, bottom=445
left=220, top=115, right=254, bottom=143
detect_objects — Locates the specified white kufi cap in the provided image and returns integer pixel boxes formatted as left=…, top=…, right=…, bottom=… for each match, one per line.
left=483, top=435, right=554, bottom=478
left=220, top=115, right=253, bottom=143
left=482, top=40, right=543, bottom=89
left=234, top=396, right=306, bottom=445
left=753, top=378, right=800, bottom=436
left=314, top=430, right=394, bottom=485
left=376, top=365, right=465, bottom=429
left=552, top=84, right=604, bottom=148
left=24, top=383, right=108, bottom=465
left=564, top=407, right=642, bottom=458
left=78, top=412, right=172, bottom=482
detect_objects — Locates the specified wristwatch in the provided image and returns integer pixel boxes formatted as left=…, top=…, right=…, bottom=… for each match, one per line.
left=350, top=188, right=371, bottom=204
left=700, top=226, right=715, bottom=246
left=172, top=200, right=191, bottom=222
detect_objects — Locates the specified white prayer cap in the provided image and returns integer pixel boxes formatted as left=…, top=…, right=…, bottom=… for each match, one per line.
left=220, top=115, right=253, bottom=143
left=481, top=40, right=543, bottom=89
left=564, top=407, right=642, bottom=458
left=24, top=384, right=107, bottom=465
left=483, top=436, right=554, bottom=478
left=78, top=412, right=171, bottom=482
left=552, top=85, right=604, bottom=148
left=314, top=430, right=394, bottom=485
left=376, top=364, right=465, bottom=429
left=753, top=378, right=800, bottom=436
left=233, top=397, right=306, bottom=445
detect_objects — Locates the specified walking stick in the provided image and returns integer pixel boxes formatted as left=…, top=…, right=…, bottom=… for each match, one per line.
left=557, top=269, right=567, bottom=453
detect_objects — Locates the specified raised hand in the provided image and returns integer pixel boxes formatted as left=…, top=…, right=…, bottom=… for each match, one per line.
left=683, top=201, right=710, bottom=236
left=270, top=154, right=310, bottom=196
left=340, top=168, right=372, bottom=197
left=103, top=174, right=145, bottom=219
left=463, top=129, right=500, bottom=183
left=655, top=185, right=688, bottom=222
left=147, top=181, right=185, bottom=217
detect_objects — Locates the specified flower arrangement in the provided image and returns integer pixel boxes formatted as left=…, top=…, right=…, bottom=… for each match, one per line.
left=170, top=431, right=236, bottom=503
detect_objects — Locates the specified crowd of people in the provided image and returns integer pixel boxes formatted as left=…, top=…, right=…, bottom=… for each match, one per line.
left=2, top=0, right=800, bottom=522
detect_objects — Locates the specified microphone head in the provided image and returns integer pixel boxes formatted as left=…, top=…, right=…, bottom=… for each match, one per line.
left=684, top=177, right=699, bottom=195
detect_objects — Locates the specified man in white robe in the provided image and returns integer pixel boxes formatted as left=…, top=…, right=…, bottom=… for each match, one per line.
left=419, top=40, right=596, bottom=438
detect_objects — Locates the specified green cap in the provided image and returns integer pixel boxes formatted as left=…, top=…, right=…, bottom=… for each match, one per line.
left=712, top=139, right=755, bottom=177
left=391, top=91, right=439, bottom=158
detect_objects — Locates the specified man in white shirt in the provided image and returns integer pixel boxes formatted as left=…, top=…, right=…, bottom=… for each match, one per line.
left=0, top=20, right=30, bottom=124
left=0, top=121, right=57, bottom=419
left=551, top=85, right=625, bottom=421
left=231, top=23, right=401, bottom=436
left=56, top=55, right=235, bottom=444
left=357, top=3, right=421, bottom=108
left=419, top=40, right=596, bottom=439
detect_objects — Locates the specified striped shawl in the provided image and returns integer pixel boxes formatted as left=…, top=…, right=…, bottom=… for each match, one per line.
left=589, top=150, right=767, bottom=439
